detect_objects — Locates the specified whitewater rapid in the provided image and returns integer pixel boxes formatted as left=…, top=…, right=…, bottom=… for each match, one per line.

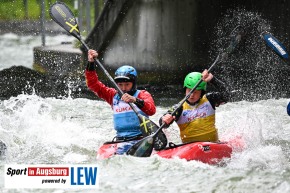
left=0, top=32, right=289, bottom=193
left=0, top=94, right=289, bottom=193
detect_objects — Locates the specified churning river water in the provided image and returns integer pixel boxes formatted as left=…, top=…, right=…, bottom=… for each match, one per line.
left=0, top=33, right=290, bottom=193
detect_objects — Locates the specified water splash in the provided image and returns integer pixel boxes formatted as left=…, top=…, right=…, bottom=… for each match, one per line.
left=211, top=8, right=290, bottom=101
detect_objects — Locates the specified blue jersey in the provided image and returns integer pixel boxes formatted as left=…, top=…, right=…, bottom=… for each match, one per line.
left=112, top=90, right=147, bottom=137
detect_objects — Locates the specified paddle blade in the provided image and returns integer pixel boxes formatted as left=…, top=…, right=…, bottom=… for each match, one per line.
left=126, top=136, right=154, bottom=157
left=226, top=25, right=245, bottom=53
left=218, top=25, right=246, bottom=63
left=138, top=114, right=167, bottom=150
left=261, top=31, right=289, bottom=60
left=49, top=2, right=81, bottom=40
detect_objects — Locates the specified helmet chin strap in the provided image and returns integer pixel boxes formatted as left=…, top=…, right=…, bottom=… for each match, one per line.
left=127, top=84, right=137, bottom=96
left=119, top=82, right=137, bottom=96
left=127, top=89, right=137, bottom=96
left=128, top=81, right=137, bottom=95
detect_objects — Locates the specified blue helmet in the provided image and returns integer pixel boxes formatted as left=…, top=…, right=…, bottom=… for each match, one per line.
left=114, top=65, right=137, bottom=83
left=114, top=65, right=138, bottom=94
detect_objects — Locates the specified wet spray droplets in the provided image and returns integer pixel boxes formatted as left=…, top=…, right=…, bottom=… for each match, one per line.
left=211, top=8, right=290, bottom=101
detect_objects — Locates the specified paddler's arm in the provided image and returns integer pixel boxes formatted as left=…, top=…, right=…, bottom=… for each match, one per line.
left=159, top=104, right=183, bottom=127
left=134, top=90, right=156, bottom=116
left=206, top=76, right=230, bottom=108
left=85, top=50, right=117, bottom=105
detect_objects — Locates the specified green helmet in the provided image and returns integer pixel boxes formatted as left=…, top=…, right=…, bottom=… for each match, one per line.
left=183, top=72, right=207, bottom=90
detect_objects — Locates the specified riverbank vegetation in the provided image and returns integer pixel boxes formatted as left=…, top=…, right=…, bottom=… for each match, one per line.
left=0, top=0, right=83, bottom=20
left=0, top=0, right=75, bottom=20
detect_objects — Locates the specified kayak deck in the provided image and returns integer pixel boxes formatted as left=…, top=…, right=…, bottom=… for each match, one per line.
left=154, top=142, right=232, bottom=165
left=97, top=137, right=244, bottom=164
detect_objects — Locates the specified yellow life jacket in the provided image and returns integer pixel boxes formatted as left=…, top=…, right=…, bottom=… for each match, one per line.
left=176, top=95, right=218, bottom=143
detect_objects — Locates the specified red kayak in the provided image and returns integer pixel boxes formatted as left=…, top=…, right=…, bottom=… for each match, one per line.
left=153, top=142, right=232, bottom=165
left=97, top=137, right=244, bottom=164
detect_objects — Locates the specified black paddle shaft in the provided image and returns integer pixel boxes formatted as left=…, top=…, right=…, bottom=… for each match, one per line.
left=150, top=52, right=222, bottom=141
left=150, top=27, right=244, bottom=140
left=165, top=25, right=243, bottom=128
left=127, top=25, right=245, bottom=157
left=80, top=41, right=141, bottom=115
left=49, top=2, right=168, bottom=149
left=83, top=40, right=168, bottom=148
left=49, top=2, right=140, bottom=115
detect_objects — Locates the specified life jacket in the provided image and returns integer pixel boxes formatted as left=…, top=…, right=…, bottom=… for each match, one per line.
left=176, top=95, right=218, bottom=143
left=112, top=90, right=145, bottom=137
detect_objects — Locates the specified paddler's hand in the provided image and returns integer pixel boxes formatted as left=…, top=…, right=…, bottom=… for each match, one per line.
left=88, top=49, right=98, bottom=62
left=162, top=114, right=175, bottom=125
left=121, top=93, right=136, bottom=103
left=202, top=69, right=213, bottom=82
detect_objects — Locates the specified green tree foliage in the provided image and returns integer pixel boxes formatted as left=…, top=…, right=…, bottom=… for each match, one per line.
left=0, top=0, right=74, bottom=20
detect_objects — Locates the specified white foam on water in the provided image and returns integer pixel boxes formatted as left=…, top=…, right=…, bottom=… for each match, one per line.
left=0, top=94, right=289, bottom=192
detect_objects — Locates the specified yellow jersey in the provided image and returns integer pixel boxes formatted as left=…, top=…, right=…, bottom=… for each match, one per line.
left=176, top=95, right=218, bottom=143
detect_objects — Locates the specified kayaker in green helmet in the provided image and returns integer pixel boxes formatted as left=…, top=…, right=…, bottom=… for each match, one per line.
left=160, top=69, right=230, bottom=143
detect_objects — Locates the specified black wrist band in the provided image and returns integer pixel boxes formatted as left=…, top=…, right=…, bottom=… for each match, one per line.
left=86, top=62, right=96, bottom=71
left=134, top=98, right=145, bottom=108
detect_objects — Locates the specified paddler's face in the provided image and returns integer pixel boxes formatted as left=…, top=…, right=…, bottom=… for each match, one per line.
left=117, top=82, right=133, bottom=92
left=185, top=88, right=202, bottom=103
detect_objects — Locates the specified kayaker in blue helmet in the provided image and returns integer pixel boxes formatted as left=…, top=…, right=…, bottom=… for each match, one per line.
left=287, top=102, right=290, bottom=116
left=85, top=49, right=156, bottom=154
left=160, top=69, right=230, bottom=143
